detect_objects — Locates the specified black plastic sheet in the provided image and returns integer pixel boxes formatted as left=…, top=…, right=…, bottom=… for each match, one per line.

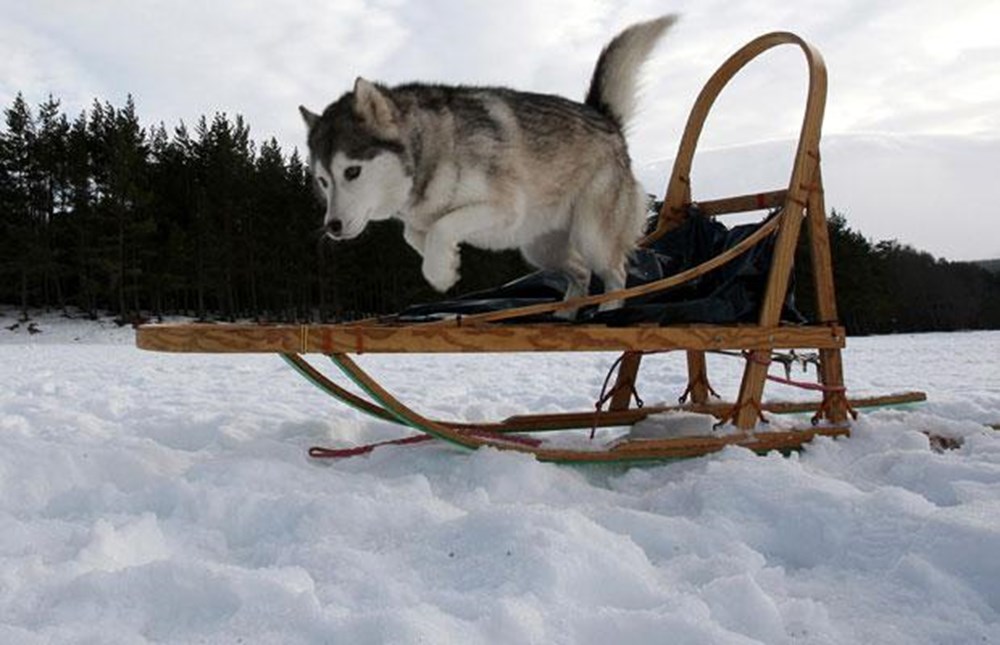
left=399, top=209, right=804, bottom=325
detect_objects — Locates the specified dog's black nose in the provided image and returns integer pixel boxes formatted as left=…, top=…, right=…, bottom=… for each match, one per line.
left=327, top=219, right=343, bottom=236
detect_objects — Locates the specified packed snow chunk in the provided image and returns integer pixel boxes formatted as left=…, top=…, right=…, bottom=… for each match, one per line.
left=908, top=499, right=1000, bottom=613
left=443, top=446, right=617, bottom=506
left=39, top=561, right=243, bottom=642
left=702, top=573, right=786, bottom=642
left=630, top=410, right=718, bottom=439
left=76, top=513, right=169, bottom=573
left=419, top=503, right=667, bottom=609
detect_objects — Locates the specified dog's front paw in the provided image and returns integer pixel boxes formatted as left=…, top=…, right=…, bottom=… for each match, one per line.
left=422, top=252, right=460, bottom=292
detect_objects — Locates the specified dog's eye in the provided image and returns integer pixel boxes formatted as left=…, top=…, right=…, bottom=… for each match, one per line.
left=344, top=165, right=361, bottom=181
left=317, top=177, right=329, bottom=190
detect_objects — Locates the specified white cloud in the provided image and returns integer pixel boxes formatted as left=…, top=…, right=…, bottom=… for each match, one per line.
left=0, top=15, right=102, bottom=115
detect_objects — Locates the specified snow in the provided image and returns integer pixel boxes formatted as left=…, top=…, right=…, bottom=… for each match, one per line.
left=1, top=308, right=999, bottom=644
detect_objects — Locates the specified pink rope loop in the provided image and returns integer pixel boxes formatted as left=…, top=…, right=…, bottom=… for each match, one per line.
left=765, top=373, right=846, bottom=393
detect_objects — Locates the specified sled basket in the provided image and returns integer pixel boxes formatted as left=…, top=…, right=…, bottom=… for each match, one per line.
left=136, top=32, right=926, bottom=463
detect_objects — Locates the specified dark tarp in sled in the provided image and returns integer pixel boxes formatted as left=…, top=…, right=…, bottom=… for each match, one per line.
left=398, top=207, right=806, bottom=327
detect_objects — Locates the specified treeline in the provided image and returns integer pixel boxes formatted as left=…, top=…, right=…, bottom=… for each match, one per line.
left=0, top=93, right=525, bottom=323
left=795, top=212, right=1000, bottom=334
left=2, top=93, right=998, bottom=334
left=978, top=259, right=1000, bottom=275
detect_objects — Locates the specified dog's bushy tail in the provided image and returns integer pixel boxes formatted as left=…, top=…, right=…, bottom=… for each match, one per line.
left=585, top=15, right=676, bottom=130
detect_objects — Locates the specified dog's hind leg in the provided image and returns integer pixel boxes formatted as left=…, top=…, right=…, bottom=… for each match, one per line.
left=574, top=179, right=645, bottom=312
left=594, top=263, right=627, bottom=311
left=522, top=232, right=590, bottom=319
left=572, top=216, right=628, bottom=312
left=557, top=251, right=591, bottom=319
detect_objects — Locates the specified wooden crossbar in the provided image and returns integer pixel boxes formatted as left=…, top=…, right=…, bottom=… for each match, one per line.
left=676, top=190, right=788, bottom=217
left=136, top=322, right=846, bottom=355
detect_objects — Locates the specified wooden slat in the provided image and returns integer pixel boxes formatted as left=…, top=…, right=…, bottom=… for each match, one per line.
left=693, top=190, right=787, bottom=216
left=685, top=350, right=711, bottom=404
left=646, top=191, right=788, bottom=233
left=608, top=426, right=850, bottom=459
left=609, top=351, right=643, bottom=410
left=807, top=166, right=838, bottom=324
left=804, top=165, right=848, bottom=423
left=136, top=322, right=846, bottom=354
left=501, top=391, right=927, bottom=431
left=138, top=324, right=308, bottom=353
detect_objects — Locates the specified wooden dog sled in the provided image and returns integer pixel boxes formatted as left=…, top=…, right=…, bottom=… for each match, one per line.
left=137, top=32, right=926, bottom=463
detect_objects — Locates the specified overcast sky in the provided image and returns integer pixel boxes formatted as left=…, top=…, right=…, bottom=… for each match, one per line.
left=2, top=0, right=998, bottom=260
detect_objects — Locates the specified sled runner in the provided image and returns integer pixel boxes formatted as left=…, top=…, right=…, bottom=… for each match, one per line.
left=137, top=32, right=925, bottom=462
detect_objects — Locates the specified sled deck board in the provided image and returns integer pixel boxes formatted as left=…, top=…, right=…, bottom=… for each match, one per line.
left=136, top=322, right=846, bottom=355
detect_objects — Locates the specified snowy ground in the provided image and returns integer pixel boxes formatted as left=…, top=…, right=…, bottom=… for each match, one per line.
left=1, top=309, right=999, bottom=644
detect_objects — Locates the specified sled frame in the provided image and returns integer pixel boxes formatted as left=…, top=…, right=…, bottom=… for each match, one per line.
left=136, top=32, right=926, bottom=461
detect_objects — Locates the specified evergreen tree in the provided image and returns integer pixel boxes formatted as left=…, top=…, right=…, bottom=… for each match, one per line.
left=33, top=95, right=71, bottom=309
left=66, top=110, right=100, bottom=316
left=0, top=94, right=40, bottom=317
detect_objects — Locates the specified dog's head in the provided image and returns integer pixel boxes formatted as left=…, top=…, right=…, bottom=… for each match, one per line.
left=300, top=78, right=412, bottom=241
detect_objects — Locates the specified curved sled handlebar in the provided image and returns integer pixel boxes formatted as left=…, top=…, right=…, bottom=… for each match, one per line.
left=643, top=31, right=827, bottom=245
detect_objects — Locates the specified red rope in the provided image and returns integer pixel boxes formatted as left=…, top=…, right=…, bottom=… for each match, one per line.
left=733, top=350, right=855, bottom=425
left=765, top=373, right=846, bottom=393
left=308, top=426, right=542, bottom=460
left=740, top=350, right=845, bottom=394
left=309, top=434, right=433, bottom=458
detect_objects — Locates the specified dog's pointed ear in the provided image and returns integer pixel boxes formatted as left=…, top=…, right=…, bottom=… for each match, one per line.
left=353, top=77, right=398, bottom=134
left=299, top=105, right=320, bottom=130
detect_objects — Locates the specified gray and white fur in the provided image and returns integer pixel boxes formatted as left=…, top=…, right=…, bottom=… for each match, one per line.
left=300, top=15, right=676, bottom=311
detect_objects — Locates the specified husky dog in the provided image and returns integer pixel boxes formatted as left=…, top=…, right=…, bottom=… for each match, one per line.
left=300, top=15, right=676, bottom=311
